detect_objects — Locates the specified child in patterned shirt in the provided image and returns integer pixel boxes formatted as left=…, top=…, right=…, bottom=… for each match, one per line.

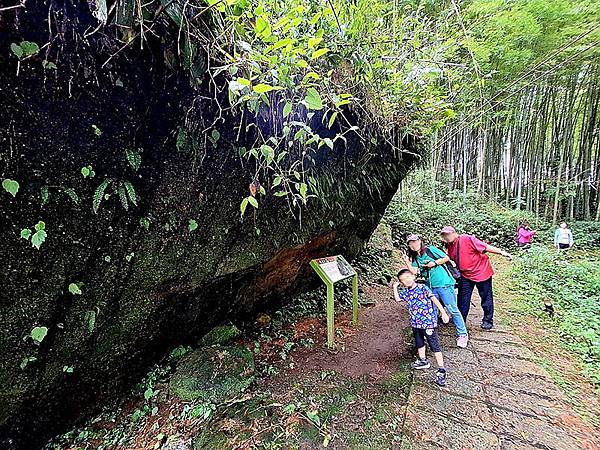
left=393, top=268, right=450, bottom=386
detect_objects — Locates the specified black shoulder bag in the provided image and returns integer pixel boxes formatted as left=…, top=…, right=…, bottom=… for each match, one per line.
left=425, top=244, right=461, bottom=281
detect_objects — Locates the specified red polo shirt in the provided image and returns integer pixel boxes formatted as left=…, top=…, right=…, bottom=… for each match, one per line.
left=447, top=234, right=494, bottom=282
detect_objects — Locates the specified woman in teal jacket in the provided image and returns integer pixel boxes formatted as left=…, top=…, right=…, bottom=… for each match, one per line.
left=402, top=234, right=469, bottom=348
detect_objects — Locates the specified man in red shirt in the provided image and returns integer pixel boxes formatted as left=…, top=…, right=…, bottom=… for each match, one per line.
left=441, top=226, right=512, bottom=330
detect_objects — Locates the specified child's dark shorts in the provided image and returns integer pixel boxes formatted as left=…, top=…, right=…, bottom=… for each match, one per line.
left=412, top=327, right=441, bottom=353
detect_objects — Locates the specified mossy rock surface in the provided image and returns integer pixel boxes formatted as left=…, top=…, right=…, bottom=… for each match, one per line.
left=198, top=325, right=241, bottom=347
left=193, top=429, right=230, bottom=450
left=0, top=2, right=418, bottom=445
left=170, top=345, right=254, bottom=403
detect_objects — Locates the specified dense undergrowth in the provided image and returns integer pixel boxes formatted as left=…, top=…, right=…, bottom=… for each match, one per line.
left=509, top=247, right=600, bottom=391
left=384, top=186, right=538, bottom=249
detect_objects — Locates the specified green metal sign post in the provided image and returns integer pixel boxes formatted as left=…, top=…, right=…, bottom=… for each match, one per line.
left=309, top=255, right=359, bottom=348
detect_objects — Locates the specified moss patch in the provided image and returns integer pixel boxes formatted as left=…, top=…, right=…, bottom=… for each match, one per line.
left=198, top=325, right=241, bottom=347
left=169, top=345, right=254, bottom=403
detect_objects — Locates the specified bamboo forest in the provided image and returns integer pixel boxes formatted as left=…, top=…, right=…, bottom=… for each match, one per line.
left=1, top=0, right=600, bottom=449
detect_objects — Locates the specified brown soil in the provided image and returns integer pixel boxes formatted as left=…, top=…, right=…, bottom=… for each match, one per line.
left=273, top=285, right=409, bottom=381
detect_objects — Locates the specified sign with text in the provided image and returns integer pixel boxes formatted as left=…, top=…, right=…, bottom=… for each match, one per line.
left=313, top=255, right=356, bottom=284
left=310, top=254, right=359, bottom=348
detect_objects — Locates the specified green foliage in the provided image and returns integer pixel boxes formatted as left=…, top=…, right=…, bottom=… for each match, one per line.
left=240, top=195, right=258, bottom=217
left=68, top=283, right=82, bottom=295
left=22, top=221, right=48, bottom=250
left=510, top=248, right=600, bottom=390
left=188, top=219, right=198, bottom=232
left=168, top=345, right=192, bottom=363
left=20, top=356, right=37, bottom=370
left=42, top=60, right=57, bottom=70
left=118, top=183, right=129, bottom=211
left=123, top=181, right=137, bottom=207
left=199, top=325, right=242, bottom=347
left=304, top=87, right=323, bottom=110
left=10, top=41, right=39, bottom=59
left=84, top=310, right=97, bottom=334
left=93, top=179, right=111, bottom=214
left=40, top=185, right=49, bottom=205
left=385, top=187, right=538, bottom=249
left=62, top=187, right=80, bottom=205
left=564, top=222, right=600, bottom=248
left=2, top=178, right=19, bottom=197
left=30, top=326, right=48, bottom=345
left=81, top=165, right=95, bottom=178
left=125, top=149, right=142, bottom=171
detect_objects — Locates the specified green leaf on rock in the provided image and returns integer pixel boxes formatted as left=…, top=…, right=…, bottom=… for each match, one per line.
left=31, top=229, right=47, bottom=249
left=84, top=310, right=96, bottom=334
left=2, top=178, right=19, bottom=197
left=68, top=283, right=82, bottom=295
left=10, top=43, right=23, bottom=58
left=31, top=326, right=48, bottom=344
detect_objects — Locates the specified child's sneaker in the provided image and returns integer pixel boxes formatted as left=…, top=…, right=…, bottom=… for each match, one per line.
left=456, top=335, right=469, bottom=348
left=411, top=359, right=431, bottom=370
left=435, top=369, right=447, bottom=386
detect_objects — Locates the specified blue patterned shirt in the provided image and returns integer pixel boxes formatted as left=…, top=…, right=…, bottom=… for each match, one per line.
left=399, top=284, right=437, bottom=329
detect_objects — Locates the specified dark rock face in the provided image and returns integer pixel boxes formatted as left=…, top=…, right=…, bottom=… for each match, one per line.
left=0, top=1, right=418, bottom=447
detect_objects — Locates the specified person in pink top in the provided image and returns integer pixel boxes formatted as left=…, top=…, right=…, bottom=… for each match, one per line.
left=440, top=226, right=513, bottom=330
left=517, top=221, right=536, bottom=248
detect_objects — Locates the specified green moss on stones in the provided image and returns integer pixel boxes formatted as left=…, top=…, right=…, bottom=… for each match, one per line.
left=198, top=325, right=241, bottom=347
left=193, top=429, right=230, bottom=450
left=169, top=345, right=254, bottom=403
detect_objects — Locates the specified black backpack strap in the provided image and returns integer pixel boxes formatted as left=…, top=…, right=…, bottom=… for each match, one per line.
left=425, top=246, right=453, bottom=278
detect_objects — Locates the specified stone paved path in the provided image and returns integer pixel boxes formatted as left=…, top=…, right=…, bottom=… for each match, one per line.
left=401, top=307, right=600, bottom=450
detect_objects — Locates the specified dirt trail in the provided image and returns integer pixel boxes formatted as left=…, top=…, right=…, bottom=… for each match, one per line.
left=261, top=253, right=600, bottom=449
left=288, top=283, right=409, bottom=380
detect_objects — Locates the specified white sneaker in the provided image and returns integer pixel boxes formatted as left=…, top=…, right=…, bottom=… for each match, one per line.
left=456, top=335, right=469, bottom=348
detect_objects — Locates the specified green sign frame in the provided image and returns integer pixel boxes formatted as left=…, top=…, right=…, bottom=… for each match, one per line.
left=310, top=255, right=359, bottom=348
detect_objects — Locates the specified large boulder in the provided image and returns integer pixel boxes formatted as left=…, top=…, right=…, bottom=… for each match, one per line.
left=0, top=1, right=419, bottom=447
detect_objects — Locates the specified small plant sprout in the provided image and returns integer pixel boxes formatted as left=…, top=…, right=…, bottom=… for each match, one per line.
left=81, top=165, right=95, bottom=178
left=21, top=221, right=47, bottom=249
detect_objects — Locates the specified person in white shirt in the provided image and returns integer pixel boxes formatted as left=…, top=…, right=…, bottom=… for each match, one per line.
left=554, top=222, right=574, bottom=250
